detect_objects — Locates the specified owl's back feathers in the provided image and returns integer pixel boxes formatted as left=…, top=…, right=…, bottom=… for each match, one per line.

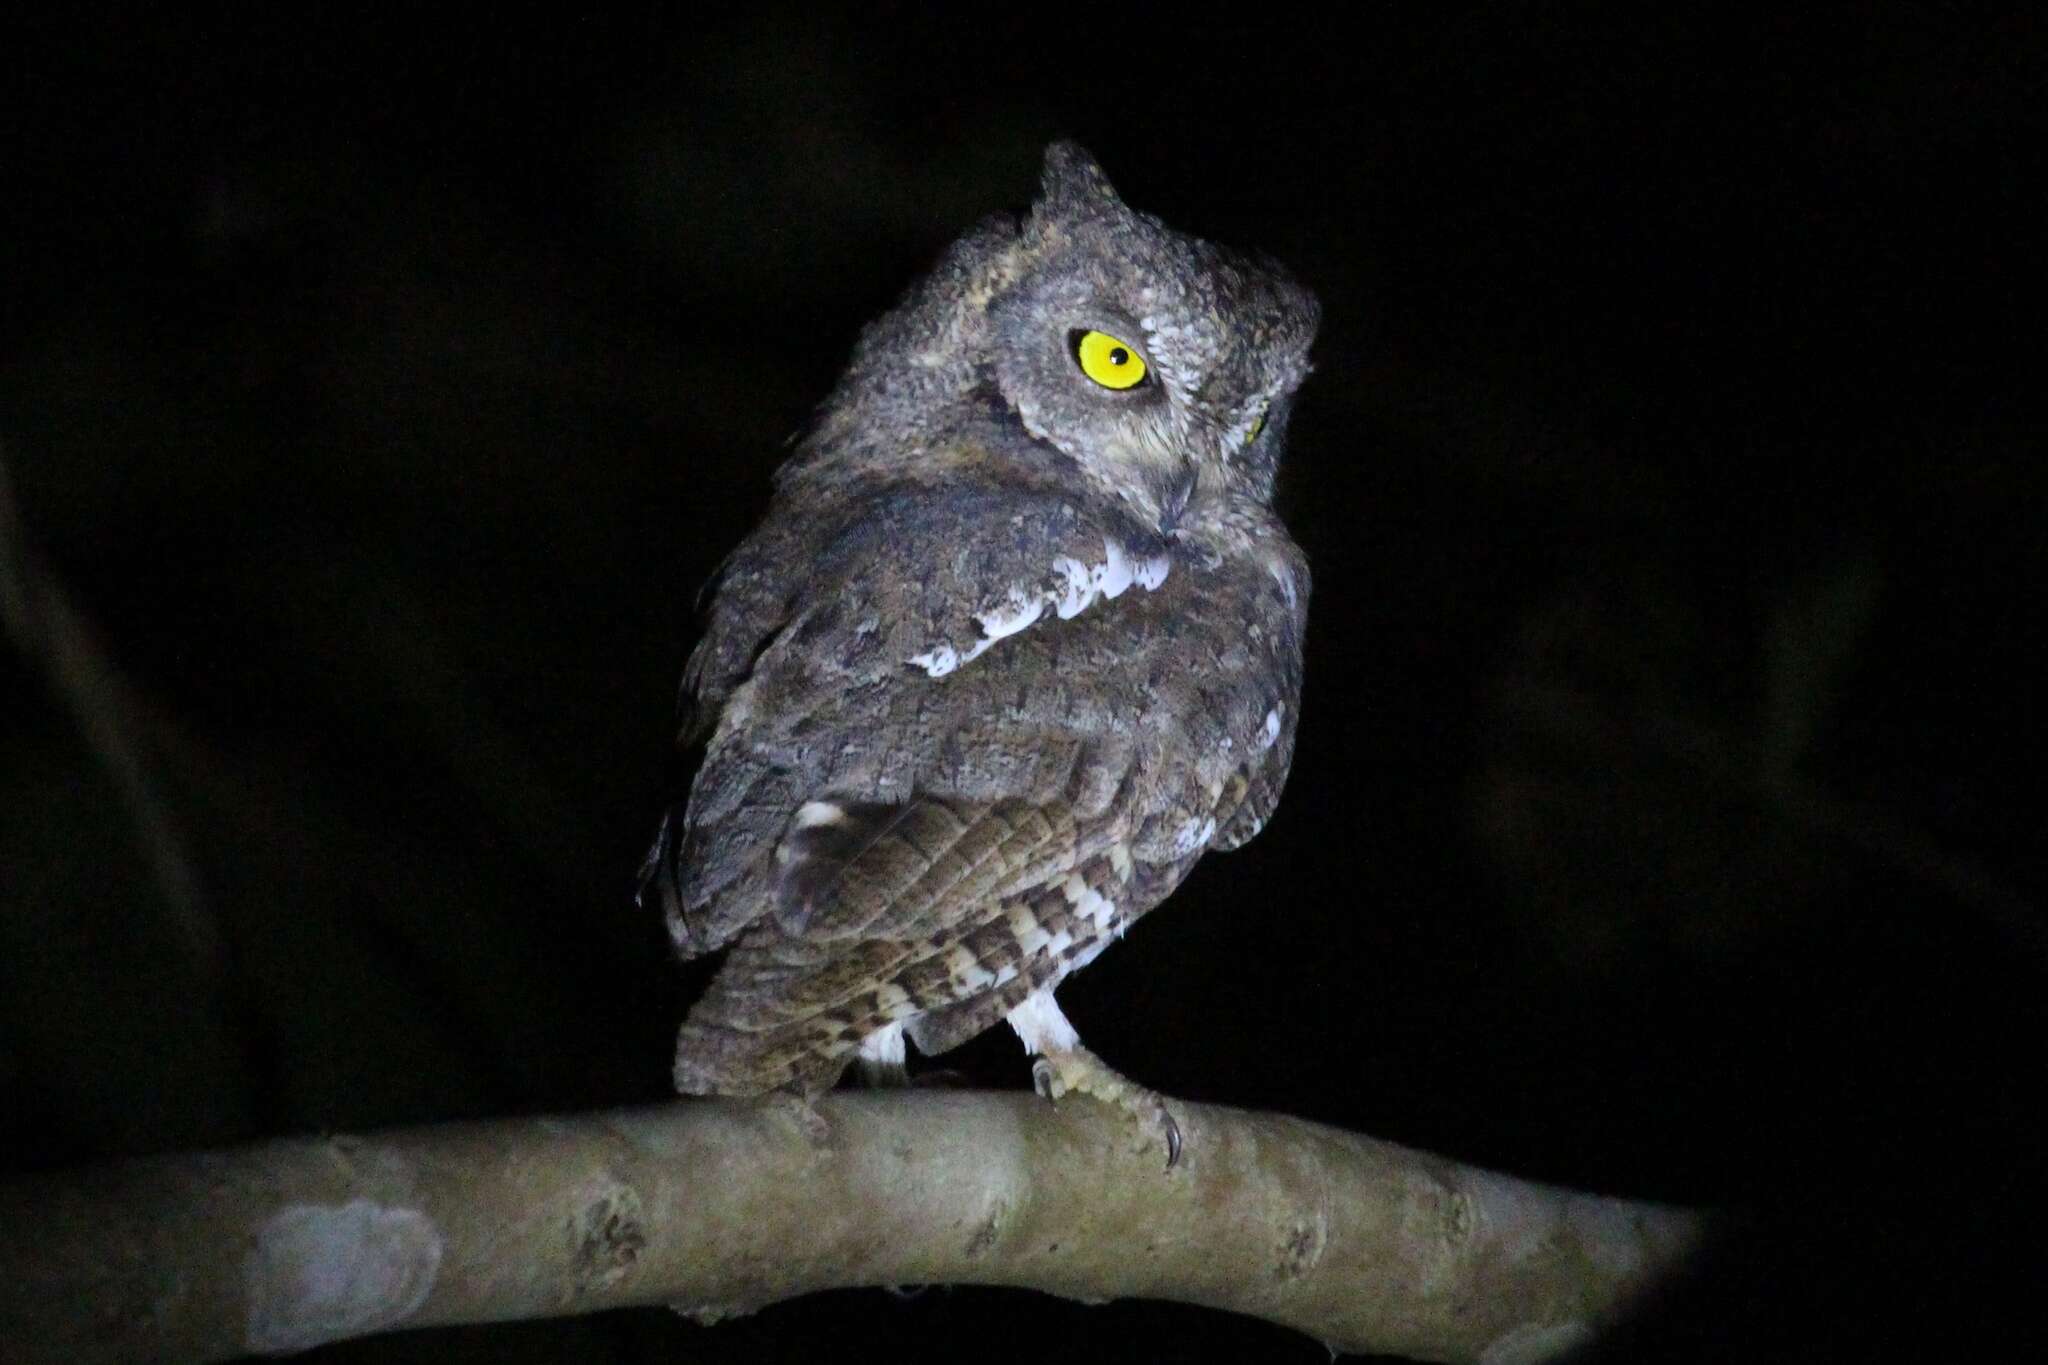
left=645, top=144, right=1317, bottom=1097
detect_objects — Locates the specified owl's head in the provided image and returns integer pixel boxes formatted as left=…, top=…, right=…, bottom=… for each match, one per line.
left=809, top=143, right=1319, bottom=530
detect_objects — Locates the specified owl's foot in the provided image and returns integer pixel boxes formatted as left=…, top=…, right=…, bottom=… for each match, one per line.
left=1007, top=986, right=1180, bottom=1168
left=1030, top=1045, right=1182, bottom=1169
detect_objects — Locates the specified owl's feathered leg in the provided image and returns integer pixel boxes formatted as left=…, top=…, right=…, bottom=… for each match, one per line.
left=1006, top=987, right=1181, bottom=1169
left=854, top=1019, right=911, bottom=1087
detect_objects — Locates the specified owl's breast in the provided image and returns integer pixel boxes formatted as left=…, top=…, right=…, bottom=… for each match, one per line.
left=1118, top=531, right=1308, bottom=863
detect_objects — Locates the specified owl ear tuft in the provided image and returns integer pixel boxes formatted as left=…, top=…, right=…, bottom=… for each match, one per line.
left=1036, top=142, right=1125, bottom=221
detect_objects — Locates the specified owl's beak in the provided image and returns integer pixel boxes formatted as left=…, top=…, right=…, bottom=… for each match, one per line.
left=1157, top=461, right=1198, bottom=535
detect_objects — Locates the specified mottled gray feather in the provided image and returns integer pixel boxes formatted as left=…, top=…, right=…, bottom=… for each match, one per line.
left=646, top=142, right=1318, bottom=1097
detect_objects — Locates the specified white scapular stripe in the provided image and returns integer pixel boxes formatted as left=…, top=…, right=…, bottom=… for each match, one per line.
left=910, top=537, right=1172, bottom=677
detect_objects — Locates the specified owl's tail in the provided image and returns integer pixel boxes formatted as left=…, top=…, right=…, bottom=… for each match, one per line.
left=672, top=953, right=851, bottom=1099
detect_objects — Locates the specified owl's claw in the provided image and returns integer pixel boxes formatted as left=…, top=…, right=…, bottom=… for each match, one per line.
left=1030, top=1048, right=1182, bottom=1170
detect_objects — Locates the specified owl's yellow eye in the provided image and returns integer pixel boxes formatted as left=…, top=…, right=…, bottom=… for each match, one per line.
left=1245, top=410, right=1266, bottom=444
left=1074, top=329, right=1148, bottom=390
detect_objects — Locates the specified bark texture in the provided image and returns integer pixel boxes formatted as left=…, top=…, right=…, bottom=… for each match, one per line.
left=0, top=1092, right=1700, bottom=1363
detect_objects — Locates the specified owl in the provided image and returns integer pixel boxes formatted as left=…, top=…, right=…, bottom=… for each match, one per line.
left=640, top=143, right=1317, bottom=1164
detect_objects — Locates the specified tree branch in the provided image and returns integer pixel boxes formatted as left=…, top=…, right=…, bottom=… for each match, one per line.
left=0, top=1092, right=1700, bottom=1363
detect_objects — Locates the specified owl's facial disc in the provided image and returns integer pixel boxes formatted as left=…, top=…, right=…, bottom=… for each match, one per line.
left=1065, top=351, right=1197, bottom=535
left=1062, top=324, right=1198, bottom=529
left=986, top=288, right=1198, bottom=535
left=1099, top=415, right=1200, bottom=537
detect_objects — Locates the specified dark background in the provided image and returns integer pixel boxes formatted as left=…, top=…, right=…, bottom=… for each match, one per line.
left=3, top=5, right=2043, bottom=1361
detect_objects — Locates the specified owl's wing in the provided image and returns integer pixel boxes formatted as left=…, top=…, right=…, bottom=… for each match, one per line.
left=673, top=792, right=1140, bottom=1095
left=659, top=473, right=1307, bottom=961
left=1208, top=693, right=1302, bottom=852
left=657, top=478, right=1170, bottom=952
left=774, top=797, right=1087, bottom=941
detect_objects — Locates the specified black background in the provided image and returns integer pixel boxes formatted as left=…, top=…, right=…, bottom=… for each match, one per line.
left=3, top=5, right=2043, bottom=1361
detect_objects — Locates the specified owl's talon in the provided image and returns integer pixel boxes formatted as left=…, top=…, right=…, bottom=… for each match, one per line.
left=1028, top=1042, right=1181, bottom=1169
